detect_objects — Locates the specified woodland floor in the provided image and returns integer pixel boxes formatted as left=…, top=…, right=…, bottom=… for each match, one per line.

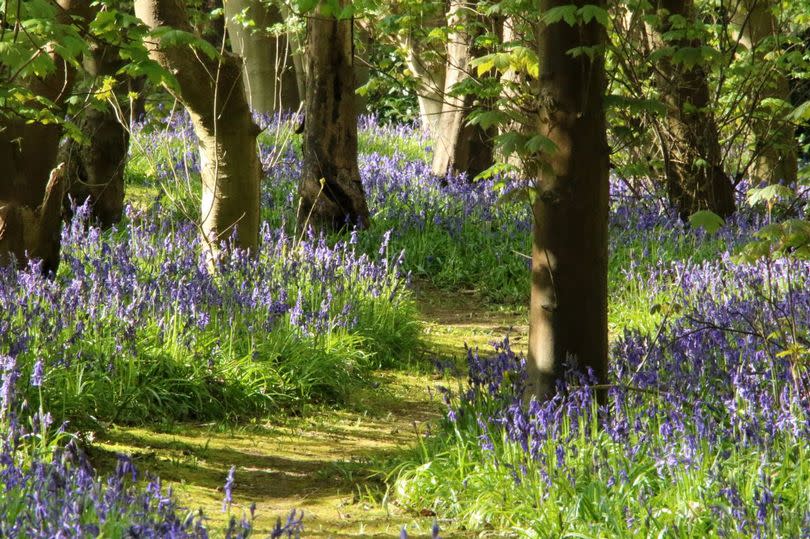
left=88, top=283, right=528, bottom=538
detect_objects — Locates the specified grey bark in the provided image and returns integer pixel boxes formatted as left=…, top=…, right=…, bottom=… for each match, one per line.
left=430, top=0, right=494, bottom=179
left=0, top=0, right=93, bottom=271
left=650, top=0, right=736, bottom=219
left=59, top=43, right=130, bottom=228
left=733, top=0, right=797, bottom=185
left=135, top=0, right=262, bottom=254
left=224, top=0, right=300, bottom=112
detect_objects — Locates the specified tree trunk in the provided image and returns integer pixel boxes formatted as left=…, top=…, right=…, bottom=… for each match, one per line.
left=527, top=0, right=610, bottom=401
left=298, top=0, right=370, bottom=233
left=0, top=0, right=93, bottom=271
left=224, top=0, right=300, bottom=112
left=733, top=0, right=797, bottom=186
left=135, top=0, right=262, bottom=255
left=651, top=0, right=736, bottom=219
left=430, top=0, right=495, bottom=179
left=400, top=28, right=446, bottom=136
left=391, top=1, right=445, bottom=135
left=59, top=43, right=130, bottom=229
left=0, top=165, right=67, bottom=273
left=498, top=16, right=536, bottom=176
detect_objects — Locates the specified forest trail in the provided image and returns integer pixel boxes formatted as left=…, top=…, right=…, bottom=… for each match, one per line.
left=92, top=284, right=527, bottom=538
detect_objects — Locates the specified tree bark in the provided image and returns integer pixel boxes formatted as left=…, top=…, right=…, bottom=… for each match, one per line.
left=402, top=33, right=445, bottom=136
left=59, top=43, right=130, bottom=229
left=527, top=0, right=610, bottom=401
left=430, top=0, right=495, bottom=179
left=224, top=0, right=300, bottom=113
left=733, top=0, right=797, bottom=186
left=651, top=0, right=736, bottom=219
left=298, top=0, right=370, bottom=233
left=135, top=0, right=262, bottom=254
left=0, top=0, right=93, bottom=271
left=0, top=165, right=67, bottom=273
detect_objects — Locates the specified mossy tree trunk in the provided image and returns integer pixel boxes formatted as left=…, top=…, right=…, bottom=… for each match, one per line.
left=298, top=0, right=370, bottom=233
left=527, top=0, right=610, bottom=401
left=135, top=0, right=262, bottom=255
left=651, top=0, right=736, bottom=220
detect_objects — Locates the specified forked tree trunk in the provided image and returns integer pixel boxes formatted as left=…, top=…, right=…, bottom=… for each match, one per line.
left=298, top=0, right=370, bottom=232
left=430, top=0, right=495, bottom=179
left=734, top=0, right=797, bottom=185
left=527, top=0, right=610, bottom=401
left=224, top=0, right=300, bottom=112
left=651, top=0, right=736, bottom=219
left=59, top=43, right=130, bottom=228
left=135, top=0, right=262, bottom=254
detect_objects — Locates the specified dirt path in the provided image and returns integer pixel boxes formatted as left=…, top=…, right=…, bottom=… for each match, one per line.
left=93, top=285, right=527, bottom=537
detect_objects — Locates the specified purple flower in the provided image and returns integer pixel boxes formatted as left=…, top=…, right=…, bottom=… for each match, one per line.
left=31, top=358, right=44, bottom=387
left=222, top=465, right=236, bottom=511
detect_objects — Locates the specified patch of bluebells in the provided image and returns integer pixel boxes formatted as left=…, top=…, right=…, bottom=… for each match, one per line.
left=131, top=113, right=533, bottom=300
left=0, top=200, right=415, bottom=423
left=417, top=254, right=809, bottom=534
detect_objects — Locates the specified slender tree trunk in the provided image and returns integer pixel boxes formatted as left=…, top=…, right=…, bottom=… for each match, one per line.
left=734, top=0, right=797, bottom=185
left=650, top=0, right=736, bottom=219
left=298, top=0, right=370, bottom=232
left=527, top=0, right=610, bottom=401
left=392, top=1, right=445, bottom=135
left=402, top=34, right=445, bottom=136
left=59, top=43, right=130, bottom=228
left=498, top=16, right=536, bottom=176
left=224, top=0, right=300, bottom=112
left=135, top=0, right=262, bottom=255
left=430, top=0, right=494, bottom=179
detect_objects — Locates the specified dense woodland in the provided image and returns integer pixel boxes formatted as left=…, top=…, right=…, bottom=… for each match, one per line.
left=0, top=0, right=808, bottom=536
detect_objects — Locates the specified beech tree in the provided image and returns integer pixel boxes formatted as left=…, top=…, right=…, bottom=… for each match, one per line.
left=58, top=42, right=131, bottom=229
left=397, top=3, right=446, bottom=137
left=527, top=0, right=610, bottom=400
left=297, top=0, right=370, bottom=232
left=224, top=0, right=301, bottom=112
left=135, top=0, right=262, bottom=254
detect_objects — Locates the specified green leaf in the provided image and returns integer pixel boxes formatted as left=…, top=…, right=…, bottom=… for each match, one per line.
left=688, top=210, right=724, bottom=234
left=578, top=5, right=608, bottom=26
left=746, top=184, right=795, bottom=207
left=525, top=134, right=557, bottom=154
left=541, top=5, right=577, bottom=26
left=788, top=100, right=810, bottom=123
left=150, top=27, right=219, bottom=60
left=467, top=109, right=508, bottom=130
